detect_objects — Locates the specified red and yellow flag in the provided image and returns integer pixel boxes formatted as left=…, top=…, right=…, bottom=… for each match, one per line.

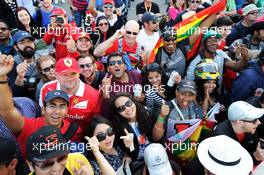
left=147, top=0, right=227, bottom=64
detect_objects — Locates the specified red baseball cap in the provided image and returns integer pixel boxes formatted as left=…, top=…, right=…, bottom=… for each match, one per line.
left=77, top=31, right=91, bottom=40
left=104, top=0, right=115, bottom=5
left=50, top=8, right=67, bottom=17
left=55, top=57, right=80, bottom=74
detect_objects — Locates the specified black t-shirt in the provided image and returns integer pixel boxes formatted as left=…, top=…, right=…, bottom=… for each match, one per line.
left=136, top=2, right=160, bottom=26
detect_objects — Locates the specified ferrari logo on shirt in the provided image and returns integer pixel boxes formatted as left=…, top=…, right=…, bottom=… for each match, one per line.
left=64, top=59, right=73, bottom=67
left=73, top=100, right=88, bottom=109
left=73, top=98, right=78, bottom=104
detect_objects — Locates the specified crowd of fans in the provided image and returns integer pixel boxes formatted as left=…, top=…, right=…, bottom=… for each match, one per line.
left=0, top=0, right=264, bottom=174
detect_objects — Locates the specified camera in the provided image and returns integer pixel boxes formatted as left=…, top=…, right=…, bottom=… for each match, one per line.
left=56, top=16, right=64, bottom=24
left=24, top=77, right=38, bottom=88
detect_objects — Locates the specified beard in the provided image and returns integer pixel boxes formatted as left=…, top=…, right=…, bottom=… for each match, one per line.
left=18, top=46, right=35, bottom=58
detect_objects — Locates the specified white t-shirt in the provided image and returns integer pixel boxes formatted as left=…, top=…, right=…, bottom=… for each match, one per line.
left=137, top=28, right=160, bottom=58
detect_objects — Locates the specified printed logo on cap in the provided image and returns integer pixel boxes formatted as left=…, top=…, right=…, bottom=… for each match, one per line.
left=64, top=59, right=73, bottom=67
left=44, top=133, right=58, bottom=147
left=54, top=91, right=61, bottom=96
left=155, top=156, right=161, bottom=163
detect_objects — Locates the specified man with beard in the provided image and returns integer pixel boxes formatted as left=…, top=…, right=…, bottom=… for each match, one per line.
left=0, top=20, right=15, bottom=56
left=7, top=30, right=40, bottom=100
left=229, top=16, right=264, bottom=61
left=186, top=30, right=249, bottom=91
left=137, top=12, right=160, bottom=60
left=211, top=101, right=264, bottom=165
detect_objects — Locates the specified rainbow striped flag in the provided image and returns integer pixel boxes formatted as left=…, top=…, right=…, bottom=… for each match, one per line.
left=147, top=0, right=227, bottom=64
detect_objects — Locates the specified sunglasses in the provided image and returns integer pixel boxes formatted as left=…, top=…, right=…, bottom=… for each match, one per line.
left=79, top=63, right=93, bottom=69
left=248, top=11, right=259, bottom=15
left=0, top=27, right=9, bottom=31
left=241, top=119, right=259, bottom=124
left=103, top=4, right=113, bottom=9
left=116, top=99, right=133, bottom=113
left=146, top=63, right=160, bottom=70
left=42, top=64, right=55, bottom=73
left=33, top=154, right=68, bottom=170
left=150, top=21, right=157, bottom=24
left=96, top=127, right=115, bottom=142
left=126, top=31, right=138, bottom=36
left=99, top=22, right=108, bottom=27
left=190, top=0, right=201, bottom=3
left=164, top=36, right=177, bottom=42
left=108, top=60, right=123, bottom=66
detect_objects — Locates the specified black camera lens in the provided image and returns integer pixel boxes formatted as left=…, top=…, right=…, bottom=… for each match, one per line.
left=56, top=16, right=64, bottom=24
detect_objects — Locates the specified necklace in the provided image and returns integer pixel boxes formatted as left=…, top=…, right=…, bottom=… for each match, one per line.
left=144, top=2, right=152, bottom=12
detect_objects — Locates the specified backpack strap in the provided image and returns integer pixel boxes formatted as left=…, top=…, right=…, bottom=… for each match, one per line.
left=118, top=38, right=123, bottom=52
left=63, top=122, right=79, bottom=141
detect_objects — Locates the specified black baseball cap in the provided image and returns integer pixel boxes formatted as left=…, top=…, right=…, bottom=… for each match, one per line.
left=178, top=80, right=197, bottom=95
left=44, top=90, right=69, bottom=105
left=142, top=12, right=158, bottom=23
left=26, top=126, right=69, bottom=162
left=0, top=137, right=17, bottom=164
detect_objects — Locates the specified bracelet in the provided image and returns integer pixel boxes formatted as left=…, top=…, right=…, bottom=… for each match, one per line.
left=0, top=81, right=8, bottom=84
left=157, top=116, right=165, bottom=123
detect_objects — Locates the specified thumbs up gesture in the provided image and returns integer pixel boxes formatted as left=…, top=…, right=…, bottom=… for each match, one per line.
left=67, top=35, right=77, bottom=53
left=160, top=100, right=170, bottom=118
left=120, top=128, right=135, bottom=152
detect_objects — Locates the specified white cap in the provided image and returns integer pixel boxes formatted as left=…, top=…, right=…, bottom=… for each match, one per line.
left=198, top=135, right=253, bottom=175
left=144, top=143, right=172, bottom=175
left=242, top=4, right=261, bottom=16
left=228, top=101, right=264, bottom=121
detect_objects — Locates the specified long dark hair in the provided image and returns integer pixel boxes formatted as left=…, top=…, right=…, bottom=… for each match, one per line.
left=15, top=7, right=37, bottom=31
left=94, top=16, right=113, bottom=46
left=84, top=116, right=116, bottom=160
left=195, top=79, right=219, bottom=103
left=111, top=93, right=153, bottom=138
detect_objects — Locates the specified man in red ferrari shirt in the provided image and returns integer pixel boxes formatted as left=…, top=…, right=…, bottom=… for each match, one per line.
left=42, top=8, right=79, bottom=60
left=39, top=56, right=101, bottom=135
left=0, top=54, right=82, bottom=159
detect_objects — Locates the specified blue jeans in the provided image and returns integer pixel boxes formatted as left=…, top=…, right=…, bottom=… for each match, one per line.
left=72, top=9, right=86, bottom=27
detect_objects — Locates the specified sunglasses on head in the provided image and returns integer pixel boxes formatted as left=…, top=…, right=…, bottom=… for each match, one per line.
left=99, top=22, right=108, bottom=27
left=116, top=99, right=133, bottom=113
left=42, top=64, right=55, bottom=73
left=96, top=127, right=115, bottom=142
left=79, top=63, right=93, bottom=69
left=164, top=36, right=177, bottom=42
left=108, top=60, right=123, bottom=66
left=103, top=4, right=113, bottom=9
left=146, top=63, right=160, bottom=70
left=126, top=31, right=138, bottom=36
left=33, top=154, right=68, bottom=170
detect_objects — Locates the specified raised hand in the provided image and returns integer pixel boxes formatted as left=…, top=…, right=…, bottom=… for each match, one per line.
left=16, top=60, right=29, bottom=80
left=72, top=159, right=93, bottom=175
left=67, top=35, right=77, bottom=53
left=120, top=128, right=135, bottom=152
left=85, top=136, right=100, bottom=152
left=160, top=100, right=170, bottom=117
left=0, top=54, right=14, bottom=76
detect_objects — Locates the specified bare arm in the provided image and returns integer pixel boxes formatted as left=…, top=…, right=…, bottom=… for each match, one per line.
left=189, top=14, right=217, bottom=45
left=87, top=0, right=98, bottom=18
left=93, top=29, right=125, bottom=57
left=0, top=55, right=24, bottom=135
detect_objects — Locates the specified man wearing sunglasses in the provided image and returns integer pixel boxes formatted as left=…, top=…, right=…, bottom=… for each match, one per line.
left=137, top=12, right=160, bottom=59
left=212, top=101, right=264, bottom=165
left=94, top=20, right=146, bottom=69
left=26, top=126, right=94, bottom=175
left=88, top=0, right=124, bottom=27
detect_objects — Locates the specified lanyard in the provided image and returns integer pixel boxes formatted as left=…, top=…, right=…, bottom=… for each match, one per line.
left=171, top=100, right=185, bottom=120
